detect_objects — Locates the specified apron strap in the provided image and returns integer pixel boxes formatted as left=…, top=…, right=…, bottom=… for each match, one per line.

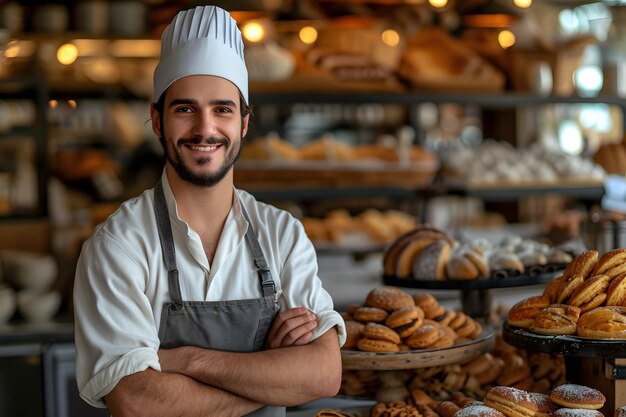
left=153, top=180, right=184, bottom=310
left=240, top=205, right=276, bottom=298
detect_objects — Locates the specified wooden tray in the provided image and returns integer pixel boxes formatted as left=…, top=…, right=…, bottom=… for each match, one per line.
left=502, top=322, right=626, bottom=358
left=341, top=327, right=495, bottom=370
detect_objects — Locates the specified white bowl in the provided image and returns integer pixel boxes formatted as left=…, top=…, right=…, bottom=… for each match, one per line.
left=2, top=251, right=57, bottom=291
left=0, top=285, right=15, bottom=324
left=17, top=289, right=61, bottom=323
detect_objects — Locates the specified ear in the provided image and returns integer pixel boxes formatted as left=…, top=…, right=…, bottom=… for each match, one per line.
left=241, top=114, right=250, bottom=139
left=150, top=103, right=162, bottom=137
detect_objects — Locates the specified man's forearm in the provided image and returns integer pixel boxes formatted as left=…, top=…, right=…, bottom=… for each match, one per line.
left=105, top=368, right=262, bottom=417
left=161, top=328, right=342, bottom=407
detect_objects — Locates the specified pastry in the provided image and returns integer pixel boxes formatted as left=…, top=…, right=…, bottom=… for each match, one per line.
left=507, top=295, right=551, bottom=328
left=433, top=309, right=457, bottom=327
left=567, top=274, right=611, bottom=312
left=385, top=306, right=424, bottom=338
left=435, top=401, right=461, bottom=417
left=411, top=389, right=437, bottom=408
left=483, top=386, right=538, bottom=417
left=353, top=306, right=389, bottom=323
left=405, top=323, right=439, bottom=348
left=356, top=337, right=399, bottom=352
left=576, top=306, right=626, bottom=339
left=543, top=274, right=566, bottom=304
left=606, top=273, right=626, bottom=306
left=615, top=406, right=626, bottom=417
left=553, top=409, right=604, bottom=417
left=475, top=356, right=505, bottom=385
left=425, top=328, right=455, bottom=349
left=452, top=404, right=506, bottom=417
left=529, top=304, right=581, bottom=335
left=362, top=323, right=401, bottom=344
left=463, top=353, right=493, bottom=375
left=412, top=239, right=451, bottom=280
left=449, top=392, right=476, bottom=408
left=563, top=250, right=598, bottom=280
left=557, top=274, right=585, bottom=304
left=592, top=248, right=626, bottom=276
left=528, top=393, right=559, bottom=417
left=365, top=287, right=415, bottom=311
left=344, top=320, right=365, bottom=349
left=413, top=292, right=440, bottom=315
left=550, top=383, right=606, bottom=410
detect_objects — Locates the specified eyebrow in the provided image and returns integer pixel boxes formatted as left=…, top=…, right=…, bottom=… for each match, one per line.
left=168, top=98, right=238, bottom=108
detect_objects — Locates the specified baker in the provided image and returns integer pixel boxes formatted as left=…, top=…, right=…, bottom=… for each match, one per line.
left=73, top=5, right=346, bottom=416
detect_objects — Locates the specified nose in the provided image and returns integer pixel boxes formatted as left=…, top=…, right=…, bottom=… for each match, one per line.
left=190, top=110, right=219, bottom=138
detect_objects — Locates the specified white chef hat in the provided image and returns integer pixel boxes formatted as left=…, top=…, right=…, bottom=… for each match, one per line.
left=153, top=5, right=248, bottom=104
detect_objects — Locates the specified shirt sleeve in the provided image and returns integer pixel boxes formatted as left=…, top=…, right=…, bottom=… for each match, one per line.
left=276, top=217, right=347, bottom=347
left=74, top=231, right=161, bottom=408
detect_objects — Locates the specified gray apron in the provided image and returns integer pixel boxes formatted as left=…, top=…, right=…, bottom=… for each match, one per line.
left=153, top=182, right=283, bottom=417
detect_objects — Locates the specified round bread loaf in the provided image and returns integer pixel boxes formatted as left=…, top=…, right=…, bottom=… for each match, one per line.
left=550, top=384, right=606, bottom=410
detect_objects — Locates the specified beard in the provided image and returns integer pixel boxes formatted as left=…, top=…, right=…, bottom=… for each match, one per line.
left=159, top=134, right=242, bottom=187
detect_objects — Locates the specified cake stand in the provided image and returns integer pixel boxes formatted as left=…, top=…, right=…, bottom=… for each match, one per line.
left=341, top=327, right=496, bottom=403
left=503, top=322, right=626, bottom=416
left=383, top=265, right=564, bottom=320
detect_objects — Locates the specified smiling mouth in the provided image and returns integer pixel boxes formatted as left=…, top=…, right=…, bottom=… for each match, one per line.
left=188, top=144, right=222, bottom=152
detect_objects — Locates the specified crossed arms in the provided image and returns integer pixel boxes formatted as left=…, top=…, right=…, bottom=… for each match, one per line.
left=104, top=308, right=342, bottom=417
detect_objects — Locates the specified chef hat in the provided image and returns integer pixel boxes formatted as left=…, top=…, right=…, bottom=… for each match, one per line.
left=153, top=5, right=248, bottom=104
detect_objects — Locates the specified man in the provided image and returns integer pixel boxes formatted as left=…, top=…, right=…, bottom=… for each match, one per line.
left=73, top=5, right=346, bottom=417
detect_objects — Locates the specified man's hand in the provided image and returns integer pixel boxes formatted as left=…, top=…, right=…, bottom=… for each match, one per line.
left=265, top=307, right=317, bottom=349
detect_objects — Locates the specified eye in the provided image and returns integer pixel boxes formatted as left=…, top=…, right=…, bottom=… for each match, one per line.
left=215, top=106, right=233, bottom=114
left=174, top=106, right=193, bottom=113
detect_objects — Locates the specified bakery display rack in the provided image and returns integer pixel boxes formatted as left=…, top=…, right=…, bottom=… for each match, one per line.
left=382, top=266, right=565, bottom=320
left=341, top=327, right=496, bottom=402
left=502, top=322, right=626, bottom=416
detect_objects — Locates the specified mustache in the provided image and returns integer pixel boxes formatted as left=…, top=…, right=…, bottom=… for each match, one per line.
left=178, top=136, right=229, bottom=146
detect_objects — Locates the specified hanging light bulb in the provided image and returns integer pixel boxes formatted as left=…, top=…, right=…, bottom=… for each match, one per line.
left=429, top=0, right=448, bottom=8
left=514, top=0, right=532, bottom=8
left=299, top=26, right=318, bottom=45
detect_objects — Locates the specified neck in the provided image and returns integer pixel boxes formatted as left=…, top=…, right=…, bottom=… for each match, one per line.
left=165, top=165, right=235, bottom=231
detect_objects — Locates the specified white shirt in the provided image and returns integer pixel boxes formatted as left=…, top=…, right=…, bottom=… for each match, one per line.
left=73, top=173, right=346, bottom=408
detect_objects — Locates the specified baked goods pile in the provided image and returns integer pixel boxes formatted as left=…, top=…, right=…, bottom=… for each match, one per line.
left=438, top=139, right=606, bottom=187
left=326, top=383, right=605, bottom=417
left=342, top=287, right=482, bottom=353
left=302, top=209, right=417, bottom=246
left=342, top=334, right=565, bottom=401
left=383, top=225, right=572, bottom=280
left=507, top=249, right=626, bottom=339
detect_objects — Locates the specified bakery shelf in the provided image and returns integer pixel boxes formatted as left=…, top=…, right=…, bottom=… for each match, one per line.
left=341, top=326, right=495, bottom=371
left=502, top=322, right=626, bottom=358
left=243, top=185, right=421, bottom=202
left=382, top=270, right=560, bottom=290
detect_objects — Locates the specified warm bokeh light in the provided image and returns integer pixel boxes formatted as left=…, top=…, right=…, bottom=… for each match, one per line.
left=514, top=0, right=532, bottom=8
left=57, top=43, right=78, bottom=65
left=299, top=26, right=318, bottom=45
left=242, top=22, right=265, bottom=43
left=428, top=0, right=448, bottom=8
left=48, top=100, right=58, bottom=109
left=67, top=100, right=77, bottom=109
left=381, top=29, right=400, bottom=47
left=498, top=30, right=516, bottom=49
left=4, top=41, right=20, bottom=58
